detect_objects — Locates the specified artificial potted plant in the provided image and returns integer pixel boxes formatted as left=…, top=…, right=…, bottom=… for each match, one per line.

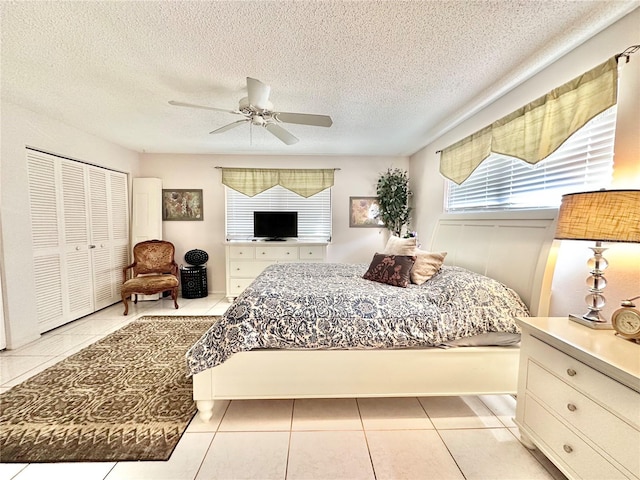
left=376, top=168, right=412, bottom=237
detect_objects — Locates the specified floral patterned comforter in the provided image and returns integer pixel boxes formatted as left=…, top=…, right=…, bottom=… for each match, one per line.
left=186, top=263, right=529, bottom=375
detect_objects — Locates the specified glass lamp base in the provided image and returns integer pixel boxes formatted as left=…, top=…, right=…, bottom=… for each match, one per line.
left=568, top=314, right=613, bottom=330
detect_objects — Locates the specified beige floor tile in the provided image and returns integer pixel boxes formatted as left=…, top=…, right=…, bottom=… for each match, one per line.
left=358, top=397, right=434, bottom=430
left=440, top=428, right=559, bottom=479
left=0, top=463, right=28, bottom=480
left=1, top=356, right=63, bottom=387
left=479, top=394, right=518, bottom=427
left=0, top=355, right=56, bottom=385
left=218, top=399, right=293, bottom=431
left=419, top=395, right=503, bottom=429
left=11, top=462, right=115, bottom=480
left=195, top=431, right=289, bottom=480
left=367, top=430, right=465, bottom=479
left=1, top=333, right=98, bottom=357
left=105, top=432, right=214, bottom=480
left=287, top=431, right=375, bottom=480
left=187, top=400, right=230, bottom=433
left=292, top=398, right=362, bottom=430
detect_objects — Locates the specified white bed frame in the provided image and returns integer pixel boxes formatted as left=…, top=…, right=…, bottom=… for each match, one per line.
left=193, top=210, right=558, bottom=421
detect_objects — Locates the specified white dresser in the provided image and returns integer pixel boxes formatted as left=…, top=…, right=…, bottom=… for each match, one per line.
left=225, top=241, right=328, bottom=301
left=515, top=317, right=640, bottom=480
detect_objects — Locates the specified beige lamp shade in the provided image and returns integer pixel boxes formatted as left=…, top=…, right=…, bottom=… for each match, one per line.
left=555, top=189, right=640, bottom=243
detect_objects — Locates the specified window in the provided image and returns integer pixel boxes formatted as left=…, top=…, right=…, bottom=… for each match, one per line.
left=226, top=185, right=332, bottom=241
left=445, top=106, right=616, bottom=212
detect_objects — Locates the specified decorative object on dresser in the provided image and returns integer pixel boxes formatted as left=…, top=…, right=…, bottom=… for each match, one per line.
left=554, top=189, right=640, bottom=329
left=515, top=317, right=640, bottom=480
left=611, top=295, right=640, bottom=342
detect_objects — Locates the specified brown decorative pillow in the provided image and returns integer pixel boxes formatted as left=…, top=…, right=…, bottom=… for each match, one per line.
left=363, top=253, right=416, bottom=288
left=410, top=250, right=447, bottom=285
left=382, top=235, right=417, bottom=256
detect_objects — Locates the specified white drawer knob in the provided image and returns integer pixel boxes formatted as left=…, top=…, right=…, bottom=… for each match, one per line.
left=566, top=368, right=577, bottom=377
left=567, top=403, right=577, bottom=412
left=563, top=444, right=573, bottom=454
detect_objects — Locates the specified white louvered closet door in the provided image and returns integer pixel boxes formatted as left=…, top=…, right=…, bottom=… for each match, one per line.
left=60, top=159, right=94, bottom=320
left=27, top=150, right=129, bottom=332
left=28, top=152, right=65, bottom=331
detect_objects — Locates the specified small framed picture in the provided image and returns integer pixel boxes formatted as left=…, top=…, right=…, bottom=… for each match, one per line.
left=349, top=196, right=384, bottom=228
left=162, top=189, right=203, bottom=221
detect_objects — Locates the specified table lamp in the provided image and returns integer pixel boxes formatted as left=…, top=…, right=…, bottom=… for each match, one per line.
left=555, top=189, right=640, bottom=329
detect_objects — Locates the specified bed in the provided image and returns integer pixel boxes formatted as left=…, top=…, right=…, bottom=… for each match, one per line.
left=188, top=211, right=558, bottom=421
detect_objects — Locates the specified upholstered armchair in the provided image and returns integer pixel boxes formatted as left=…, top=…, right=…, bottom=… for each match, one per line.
left=121, top=240, right=179, bottom=315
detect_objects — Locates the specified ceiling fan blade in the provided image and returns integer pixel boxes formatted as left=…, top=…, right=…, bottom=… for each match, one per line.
left=210, top=119, right=249, bottom=134
left=265, top=123, right=299, bottom=145
left=169, top=100, right=240, bottom=115
left=274, top=112, right=333, bottom=128
left=246, top=77, right=271, bottom=109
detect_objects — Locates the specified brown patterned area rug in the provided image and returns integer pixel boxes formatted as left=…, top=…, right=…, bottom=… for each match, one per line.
left=0, top=315, right=216, bottom=463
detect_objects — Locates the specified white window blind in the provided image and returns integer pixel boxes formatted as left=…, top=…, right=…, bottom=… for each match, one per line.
left=226, top=185, right=332, bottom=241
left=445, top=106, right=616, bottom=212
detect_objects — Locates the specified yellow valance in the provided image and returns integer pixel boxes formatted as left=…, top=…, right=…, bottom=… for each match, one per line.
left=440, top=56, right=619, bottom=185
left=221, top=168, right=335, bottom=197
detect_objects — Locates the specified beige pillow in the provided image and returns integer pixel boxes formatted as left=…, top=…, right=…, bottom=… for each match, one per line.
left=383, top=235, right=417, bottom=255
left=410, top=250, right=447, bottom=285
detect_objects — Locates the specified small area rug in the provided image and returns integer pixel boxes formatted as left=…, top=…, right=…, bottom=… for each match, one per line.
left=0, top=315, right=216, bottom=463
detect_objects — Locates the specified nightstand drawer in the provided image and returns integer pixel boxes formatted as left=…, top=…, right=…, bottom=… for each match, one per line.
left=527, top=361, right=640, bottom=476
left=523, top=394, right=627, bottom=480
left=255, top=246, right=298, bottom=260
left=528, top=335, right=638, bottom=426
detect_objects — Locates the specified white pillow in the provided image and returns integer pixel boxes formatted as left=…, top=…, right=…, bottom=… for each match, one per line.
left=383, top=235, right=417, bottom=255
left=410, top=250, right=447, bottom=285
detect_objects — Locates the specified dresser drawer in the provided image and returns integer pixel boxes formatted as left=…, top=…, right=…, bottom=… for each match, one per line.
left=255, top=246, right=298, bottom=260
left=299, top=246, right=325, bottom=261
left=527, top=335, right=639, bottom=427
left=229, top=261, right=273, bottom=278
left=523, top=394, right=627, bottom=480
left=527, top=361, right=640, bottom=476
left=228, top=246, right=255, bottom=259
left=228, top=277, right=254, bottom=295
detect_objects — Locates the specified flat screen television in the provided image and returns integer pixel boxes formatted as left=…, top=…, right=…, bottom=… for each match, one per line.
left=253, top=211, right=298, bottom=240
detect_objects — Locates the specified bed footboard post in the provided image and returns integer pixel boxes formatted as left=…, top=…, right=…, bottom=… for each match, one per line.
left=196, top=400, right=215, bottom=422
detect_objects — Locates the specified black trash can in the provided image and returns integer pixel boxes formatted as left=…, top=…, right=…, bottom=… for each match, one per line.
left=180, top=265, right=208, bottom=298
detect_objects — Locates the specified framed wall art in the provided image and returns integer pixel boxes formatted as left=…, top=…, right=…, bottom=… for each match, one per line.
left=349, top=196, right=384, bottom=228
left=162, top=189, right=203, bottom=221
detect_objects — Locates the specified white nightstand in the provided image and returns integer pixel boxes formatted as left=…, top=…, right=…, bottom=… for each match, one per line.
left=515, top=317, right=640, bottom=480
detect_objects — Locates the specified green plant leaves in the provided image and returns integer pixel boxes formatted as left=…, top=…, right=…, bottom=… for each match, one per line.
left=375, top=168, right=412, bottom=237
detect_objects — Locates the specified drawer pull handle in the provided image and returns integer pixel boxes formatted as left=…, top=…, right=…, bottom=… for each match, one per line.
left=566, top=368, right=577, bottom=377
left=563, top=444, right=573, bottom=454
left=261, top=252, right=266, bottom=255
left=567, top=403, right=577, bottom=412
left=286, top=252, right=290, bottom=255
left=236, top=268, right=240, bottom=271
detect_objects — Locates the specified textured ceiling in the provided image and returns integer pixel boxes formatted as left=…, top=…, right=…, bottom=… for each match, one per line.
left=1, top=1, right=637, bottom=157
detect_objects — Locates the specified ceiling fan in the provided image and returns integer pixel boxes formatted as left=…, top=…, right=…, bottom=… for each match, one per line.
left=169, top=77, right=333, bottom=145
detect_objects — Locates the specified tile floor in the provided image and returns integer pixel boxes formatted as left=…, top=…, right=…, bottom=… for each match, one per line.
left=0, top=295, right=568, bottom=480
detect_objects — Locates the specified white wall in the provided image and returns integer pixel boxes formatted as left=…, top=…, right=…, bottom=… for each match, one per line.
left=138, top=154, right=409, bottom=293
left=410, top=9, right=640, bottom=319
left=0, top=101, right=141, bottom=348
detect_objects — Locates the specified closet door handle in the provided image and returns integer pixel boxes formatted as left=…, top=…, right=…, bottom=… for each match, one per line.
left=88, top=244, right=96, bottom=249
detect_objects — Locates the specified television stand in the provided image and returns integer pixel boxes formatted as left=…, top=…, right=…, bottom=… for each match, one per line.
left=263, top=237, right=286, bottom=241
